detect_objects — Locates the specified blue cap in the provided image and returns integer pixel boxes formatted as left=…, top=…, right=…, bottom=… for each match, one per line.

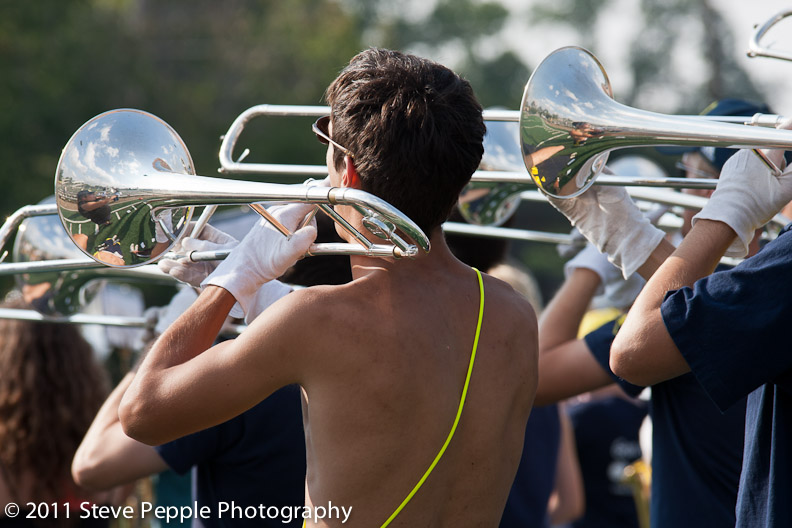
left=657, top=98, right=771, bottom=171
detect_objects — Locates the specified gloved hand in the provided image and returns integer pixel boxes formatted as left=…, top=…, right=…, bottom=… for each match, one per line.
left=202, top=203, right=317, bottom=315
left=547, top=185, right=665, bottom=279
left=564, top=243, right=624, bottom=296
left=693, top=133, right=792, bottom=257
left=158, top=223, right=239, bottom=288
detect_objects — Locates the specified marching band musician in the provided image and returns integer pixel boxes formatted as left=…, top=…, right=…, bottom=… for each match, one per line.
left=119, top=48, right=539, bottom=527
left=537, top=100, right=771, bottom=528
left=548, top=111, right=792, bottom=527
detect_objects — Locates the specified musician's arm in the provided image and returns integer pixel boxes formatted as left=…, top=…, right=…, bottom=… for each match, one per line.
left=611, top=219, right=734, bottom=386
left=119, top=285, right=307, bottom=445
left=535, top=268, right=613, bottom=406
left=73, top=370, right=168, bottom=490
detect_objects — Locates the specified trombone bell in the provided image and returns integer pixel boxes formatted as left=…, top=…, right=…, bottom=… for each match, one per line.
left=56, top=109, right=194, bottom=268
left=521, top=47, right=792, bottom=198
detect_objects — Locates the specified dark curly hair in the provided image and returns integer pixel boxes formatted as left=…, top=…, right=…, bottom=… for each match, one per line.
left=0, top=297, right=108, bottom=502
left=326, top=48, right=485, bottom=234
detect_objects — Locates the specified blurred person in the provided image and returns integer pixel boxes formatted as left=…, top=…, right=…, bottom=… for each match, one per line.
left=566, top=385, right=647, bottom=528
left=73, top=287, right=306, bottom=528
left=547, top=105, right=792, bottom=526
left=0, top=296, right=116, bottom=526
left=119, top=48, right=538, bottom=527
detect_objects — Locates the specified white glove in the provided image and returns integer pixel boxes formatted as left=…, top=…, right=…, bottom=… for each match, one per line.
left=158, top=223, right=239, bottom=288
left=202, top=203, right=317, bottom=315
left=564, top=243, right=624, bottom=296
left=547, top=186, right=665, bottom=279
left=694, top=144, right=792, bottom=257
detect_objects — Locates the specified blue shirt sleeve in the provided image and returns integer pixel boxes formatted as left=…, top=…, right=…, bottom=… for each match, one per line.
left=583, top=318, right=645, bottom=397
left=155, top=417, right=241, bottom=475
left=661, top=229, right=792, bottom=412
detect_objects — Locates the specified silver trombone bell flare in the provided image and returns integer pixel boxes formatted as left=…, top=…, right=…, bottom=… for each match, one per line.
left=520, top=46, right=792, bottom=198
left=55, top=109, right=430, bottom=269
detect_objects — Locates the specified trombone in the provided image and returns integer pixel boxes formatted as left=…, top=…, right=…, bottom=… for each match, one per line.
left=53, top=108, right=429, bottom=271
left=518, top=46, right=792, bottom=199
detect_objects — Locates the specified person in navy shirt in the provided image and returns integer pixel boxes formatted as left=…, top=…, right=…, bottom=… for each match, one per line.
left=548, top=115, right=792, bottom=527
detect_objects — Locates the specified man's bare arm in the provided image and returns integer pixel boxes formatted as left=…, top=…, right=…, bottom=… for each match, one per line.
left=611, top=220, right=735, bottom=386
left=72, top=371, right=168, bottom=490
left=119, top=285, right=306, bottom=446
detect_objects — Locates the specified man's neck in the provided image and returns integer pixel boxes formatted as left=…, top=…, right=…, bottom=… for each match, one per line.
left=347, top=227, right=456, bottom=281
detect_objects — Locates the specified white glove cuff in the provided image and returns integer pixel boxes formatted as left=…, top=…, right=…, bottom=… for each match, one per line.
left=201, top=257, right=263, bottom=316
left=606, top=222, right=666, bottom=279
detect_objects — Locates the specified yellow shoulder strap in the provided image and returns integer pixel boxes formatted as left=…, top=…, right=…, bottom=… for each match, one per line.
left=379, top=267, right=484, bottom=527
left=304, top=269, right=485, bottom=528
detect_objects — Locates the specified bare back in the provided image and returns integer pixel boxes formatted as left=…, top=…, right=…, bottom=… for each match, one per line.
left=290, top=253, right=538, bottom=526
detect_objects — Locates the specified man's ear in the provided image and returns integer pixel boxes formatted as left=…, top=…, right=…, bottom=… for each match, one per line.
left=341, top=156, right=362, bottom=189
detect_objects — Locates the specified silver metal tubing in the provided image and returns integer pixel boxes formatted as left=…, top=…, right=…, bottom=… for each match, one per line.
left=443, top=222, right=583, bottom=246
left=0, top=307, right=246, bottom=335
left=0, top=307, right=155, bottom=328
left=519, top=47, right=792, bottom=199
left=747, top=9, right=792, bottom=61
left=0, top=203, right=59, bottom=257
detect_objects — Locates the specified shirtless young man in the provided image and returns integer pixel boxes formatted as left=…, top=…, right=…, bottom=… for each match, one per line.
left=119, top=48, right=538, bottom=526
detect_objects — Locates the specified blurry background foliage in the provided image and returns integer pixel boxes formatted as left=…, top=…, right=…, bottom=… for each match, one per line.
left=0, top=0, right=773, bottom=303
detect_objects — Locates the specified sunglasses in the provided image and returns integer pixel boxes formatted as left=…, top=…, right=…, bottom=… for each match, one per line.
left=312, top=116, right=354, bottom=159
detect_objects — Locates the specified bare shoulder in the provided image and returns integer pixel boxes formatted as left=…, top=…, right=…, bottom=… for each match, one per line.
left=240, top=282, right=360, bottom=369
left=246, top=283, right=351, bottom=337
left=479, top=271, right=539, bottom=387
left=481, top=271, right=538, bottom=332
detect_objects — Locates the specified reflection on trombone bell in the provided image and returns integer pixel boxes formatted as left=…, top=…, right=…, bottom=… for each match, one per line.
left=54, top=108, right=429, bottom=269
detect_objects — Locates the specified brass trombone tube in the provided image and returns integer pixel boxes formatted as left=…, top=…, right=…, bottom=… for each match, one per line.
left=0, top=307, right=246, bottom=335
left=747, top=9, right=792, bottom=61
left=443, top=222, right=583, bottom=246
left=0, top=203, right=59, bottom=257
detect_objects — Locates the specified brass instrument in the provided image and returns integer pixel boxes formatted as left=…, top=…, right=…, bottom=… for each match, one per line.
left=55, top=108, right=429, bottom=269
left=519, top=46, right=792, bottom=199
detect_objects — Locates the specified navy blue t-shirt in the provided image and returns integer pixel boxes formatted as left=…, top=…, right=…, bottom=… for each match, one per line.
left=567, top=395, right=647, bottom=528
left=662, top=226, right=792, bottom=528
left=585, top=319, right=745, bottom=527
left=500, top=404, right=562, bottom=528
left=155, top=385, right=306, bottom=528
